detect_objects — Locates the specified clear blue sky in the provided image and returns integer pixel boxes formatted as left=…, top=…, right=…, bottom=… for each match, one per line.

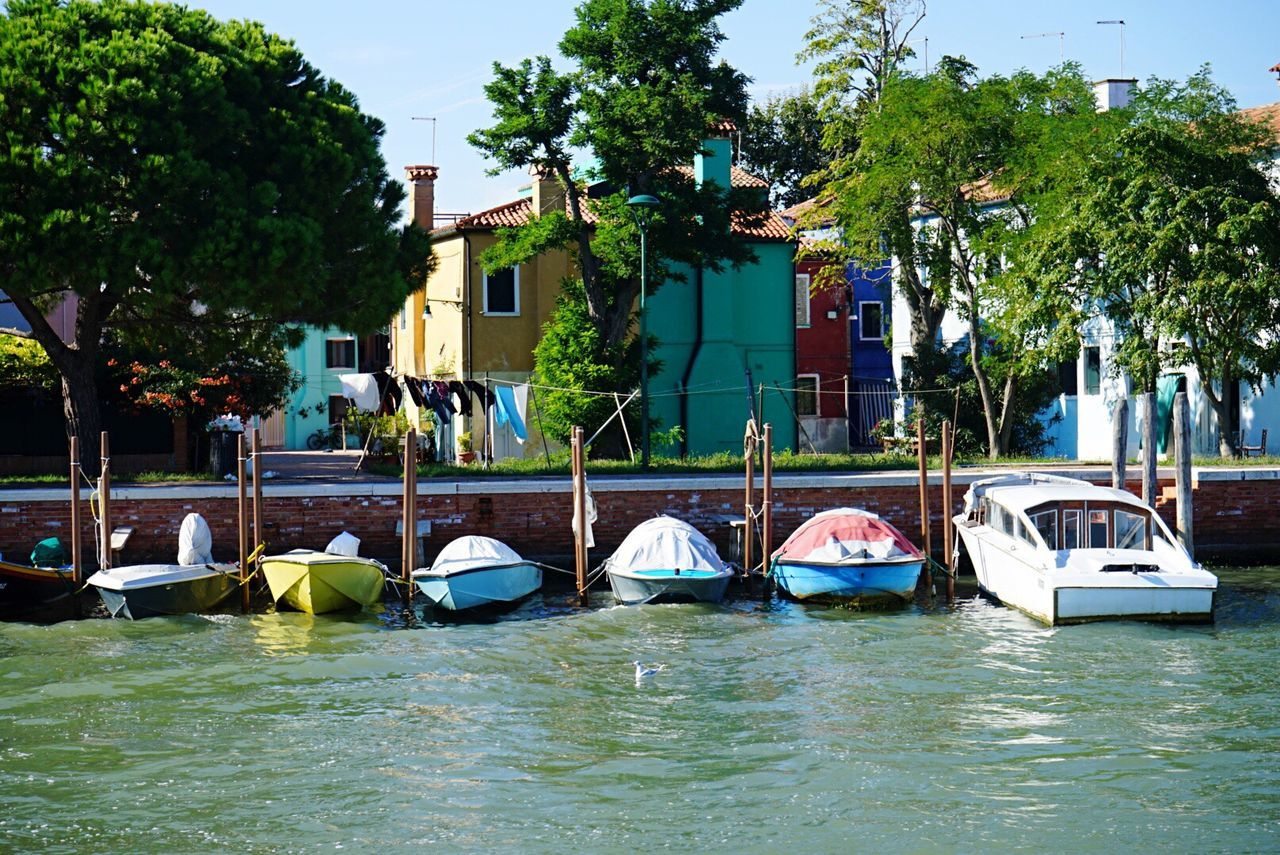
left=193, top=0, right=1280, bottom=218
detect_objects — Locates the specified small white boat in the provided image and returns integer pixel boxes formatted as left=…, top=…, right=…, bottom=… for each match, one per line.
left=87, top=514, right=239, bottom=620
left=604, top=516, right=733, bottom=605
left=953, top=472, right=1217, bottom=625
left=412, top=536, right=542, bottom=611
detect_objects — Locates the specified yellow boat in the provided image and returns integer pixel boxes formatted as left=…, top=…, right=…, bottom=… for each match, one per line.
left=260, top=550, right=388, bottom=614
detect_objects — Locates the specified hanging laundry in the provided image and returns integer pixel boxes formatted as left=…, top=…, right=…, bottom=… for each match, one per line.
left=338, top=373, right=379, bottom=411
left=494, top=385, right=528, bottom=444
left=464, top=379, right=496, bottom=410
left=374, top=370, right=401, bottom=416
left=431, top=380, right=457, bottom=416
left=448, top=380, right=473, bottom=417
left=423, top=384, right=452, bottom=427
left=403, top=376, right=426, bottom=409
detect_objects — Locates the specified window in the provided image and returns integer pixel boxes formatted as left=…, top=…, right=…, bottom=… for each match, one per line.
left=859, top=301, right=884, bottom=341
left=1016, top=517, right=1036, bottom=546
left=1031, top=510, right=1059, bottom=549
left=399, top=305, right=406, bottom=331
left=484, top=267, right=519, bottom=315
left=325, top=338, right=355, bottom=370
left=1057, top=360, right=1078, bottom=396
left=1084, top=346, right=1101, bottom=395
left=796, top=375, right=819, bottom=416
left=328, top=394, right=348, bottom=425
left=1114, top=510, right=1147, bottom=550
left=795, top=273, right=811, bottom=327
left=1063, top=509, right=1083, bottom=549
left=1088, top=508, right=1108, bottom=548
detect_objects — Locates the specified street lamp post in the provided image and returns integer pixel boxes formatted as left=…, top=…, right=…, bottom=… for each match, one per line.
left=626, top=194, right=660, bottom=469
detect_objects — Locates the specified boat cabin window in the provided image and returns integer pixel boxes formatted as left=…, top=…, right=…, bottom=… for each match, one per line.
left=1114, top=509, right=1149, bottom=550
left=1063, top=509, right=1082, bottom=549
left=1088, top=509, right=1108, bottom=548
left=1016, top=517, right=1037, bottom=547
left=997, top=505, right=1016, bottom=538
left=1030, top=510, right=1058, bottom=549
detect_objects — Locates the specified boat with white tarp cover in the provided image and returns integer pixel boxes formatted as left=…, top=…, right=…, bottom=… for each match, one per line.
left=604, top=516, right=733, bottom=605
left=412, top=535, right=542, bottom=611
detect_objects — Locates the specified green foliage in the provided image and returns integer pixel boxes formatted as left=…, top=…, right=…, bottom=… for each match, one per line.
left=344, top=409, right=411, bottom=452
left=0, top=0, right=433, bottom=461
left=739, top=88, right=830, bottom=208
left=0, top=334, right=57, bottom=391
left=1022, top=66, right=1280, bottom=456
left=469, top=0, right=757, bottom=449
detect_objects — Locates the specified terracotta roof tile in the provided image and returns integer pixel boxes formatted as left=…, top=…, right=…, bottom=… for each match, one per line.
left=1238, top=102, right=1280, bottom=142
left=671, top=164, right=767, bottom=188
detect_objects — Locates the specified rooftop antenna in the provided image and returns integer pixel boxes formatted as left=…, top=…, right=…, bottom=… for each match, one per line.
left=411, top=116, right=437, bottom=165
left=906, top=36, right=929, bottom=74
left=1021, top=31, right=1065, bottom=64
left=1096, top=20, right=1126, bottom=77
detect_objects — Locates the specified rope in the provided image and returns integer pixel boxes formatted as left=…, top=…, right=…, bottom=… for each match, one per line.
left=926, top=555, right=955, bottom=580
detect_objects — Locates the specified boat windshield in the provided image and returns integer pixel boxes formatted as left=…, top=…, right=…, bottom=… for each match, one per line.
left=1023, top=502, right=1153, bottom=551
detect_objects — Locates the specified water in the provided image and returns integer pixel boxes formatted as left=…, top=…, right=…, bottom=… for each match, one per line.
left=1, top=569, right=1278, bottom=853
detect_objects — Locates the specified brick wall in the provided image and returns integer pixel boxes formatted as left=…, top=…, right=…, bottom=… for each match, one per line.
left=1, top=469, right=1275, bottom=569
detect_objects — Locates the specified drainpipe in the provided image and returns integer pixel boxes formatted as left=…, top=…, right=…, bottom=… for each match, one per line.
left=464, top=231, right=473, bottom=382
left=678, top=264, right=705, bottom=458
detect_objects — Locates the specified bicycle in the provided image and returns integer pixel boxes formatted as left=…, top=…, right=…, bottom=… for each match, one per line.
left=305, top=424, right=343, bottom=450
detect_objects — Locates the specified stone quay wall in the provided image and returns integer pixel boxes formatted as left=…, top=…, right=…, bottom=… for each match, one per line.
left=0, top=468, right=1275, bottom=569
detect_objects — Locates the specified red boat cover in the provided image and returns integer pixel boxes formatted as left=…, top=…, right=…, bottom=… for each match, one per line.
left=772, top=508, right=922, bottom=563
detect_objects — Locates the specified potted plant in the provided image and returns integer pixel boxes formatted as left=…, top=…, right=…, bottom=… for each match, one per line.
left=457, top=431, right=476, bottom=464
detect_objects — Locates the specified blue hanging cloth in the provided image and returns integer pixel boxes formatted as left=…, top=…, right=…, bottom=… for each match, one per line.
left=493, top=385, right=528, bottom=443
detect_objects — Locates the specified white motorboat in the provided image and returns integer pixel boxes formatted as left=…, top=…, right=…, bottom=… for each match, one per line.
left=953, top=472, right=1217, bottom=625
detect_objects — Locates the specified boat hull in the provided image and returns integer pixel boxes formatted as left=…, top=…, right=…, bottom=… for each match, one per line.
left=607, top=568, right=732, bottom=605
left=93, top=572, right=239, bottom=620
left=413, top=561, right=542, bottom=611
left=262, top=554, right=386, bottom=614
left=773, top=558, right=924, bottom=604
left=0, top=562, right=93, bottom=622
left=956, top=525, right=1215, bottom=625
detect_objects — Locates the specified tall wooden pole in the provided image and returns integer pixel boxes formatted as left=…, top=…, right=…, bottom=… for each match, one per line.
left=99, top=431, right=111, bottom=570
left=916, top=417, right=930, bottom=559
left=237, top=433, right=250, bottom=613
left=1112, top=398, right=1129, bottom=491
left=761, top=423, right=773, bottom=577
left=1174, top=391, right=1194, bottom=556
left=942, top=420, right=954, bottom=602
left=572, top=426, right=588, bottom=606
left=252, top=428, right=264, bottom=563
left=69, top=437, right=82, bottom=586
left=402, top=428, right=417, bottom=602
left=744, top=424, right=755, bottom=578
left=1141, top=392, right=1157, bottom=508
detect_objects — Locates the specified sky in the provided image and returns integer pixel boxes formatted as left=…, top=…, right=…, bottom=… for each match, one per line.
left=192, top=0, right=1280, bottom=219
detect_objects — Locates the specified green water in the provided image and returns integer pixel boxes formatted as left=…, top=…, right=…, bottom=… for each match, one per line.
left=1, top=569, right=1278, bottom=853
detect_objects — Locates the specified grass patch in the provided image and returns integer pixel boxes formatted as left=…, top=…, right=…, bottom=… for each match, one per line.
left=0, top=470, right=220, bottom=488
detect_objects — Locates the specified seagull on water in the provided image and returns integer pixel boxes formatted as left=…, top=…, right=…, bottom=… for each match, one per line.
left=633, top=660, right=666, bottom=680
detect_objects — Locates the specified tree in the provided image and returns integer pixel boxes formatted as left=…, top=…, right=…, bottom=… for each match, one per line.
left=822, top=60, right=1103, bottom=456
left=739, top=89, right=828, bottom=209
left=1027, top=68, right=1280, bottom=457
left=800, top=1, right=944, bottom=385
left=0, top=0, right=433, bottom=471
left=468, top=0, right=763, bottom=449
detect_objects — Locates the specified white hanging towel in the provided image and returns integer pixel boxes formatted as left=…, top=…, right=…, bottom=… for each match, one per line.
left=177, top=513, right=214, bottom=566
left=573, top=483, right=597, bottom=549
left=513, top=384, right=529, bottom=445
left=338, top=373, right=379, bottom=411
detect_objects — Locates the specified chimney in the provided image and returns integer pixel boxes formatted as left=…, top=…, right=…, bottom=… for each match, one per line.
left=694, top=118, right=735, bottom=193
left=529, top=165, right=565, bottom=218
left=1093, top=78, right=1137, bottom=112
left=1271, top=61, right=1280, bottom=88
left=404, top=164, right=438, bottom=229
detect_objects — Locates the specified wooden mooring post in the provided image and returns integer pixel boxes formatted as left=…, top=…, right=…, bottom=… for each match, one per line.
left=252, top=428, right=264, bottom=568
left=941, top=420, right=954, bottom=602
left=1141, top=392, right=1157, bottom=508
left=916, top=416, right=931, bottom=561
left=744, top=421, right=756, bottom=582
left=1112, top=398, right=1129, bottom=490
left=1174, top=391, right=1194, bottom=555
left=69, top=437, right=82, bottom=587
left=237, top=433, right=250, bottom=613
left=402, top=428, right=417, bottom=602
left=572, top=426, right=589, bottom=606
left=99, top=431, right=111, bottom=570
left=761, top=423, right=773, bottom=579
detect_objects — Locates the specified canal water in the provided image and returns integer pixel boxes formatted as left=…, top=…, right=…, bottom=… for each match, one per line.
left=1, top=568, right=1277, bottom=853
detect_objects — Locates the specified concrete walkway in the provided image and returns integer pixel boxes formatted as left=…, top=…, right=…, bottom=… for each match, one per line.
left=257, top=449, right=398, bottom=481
